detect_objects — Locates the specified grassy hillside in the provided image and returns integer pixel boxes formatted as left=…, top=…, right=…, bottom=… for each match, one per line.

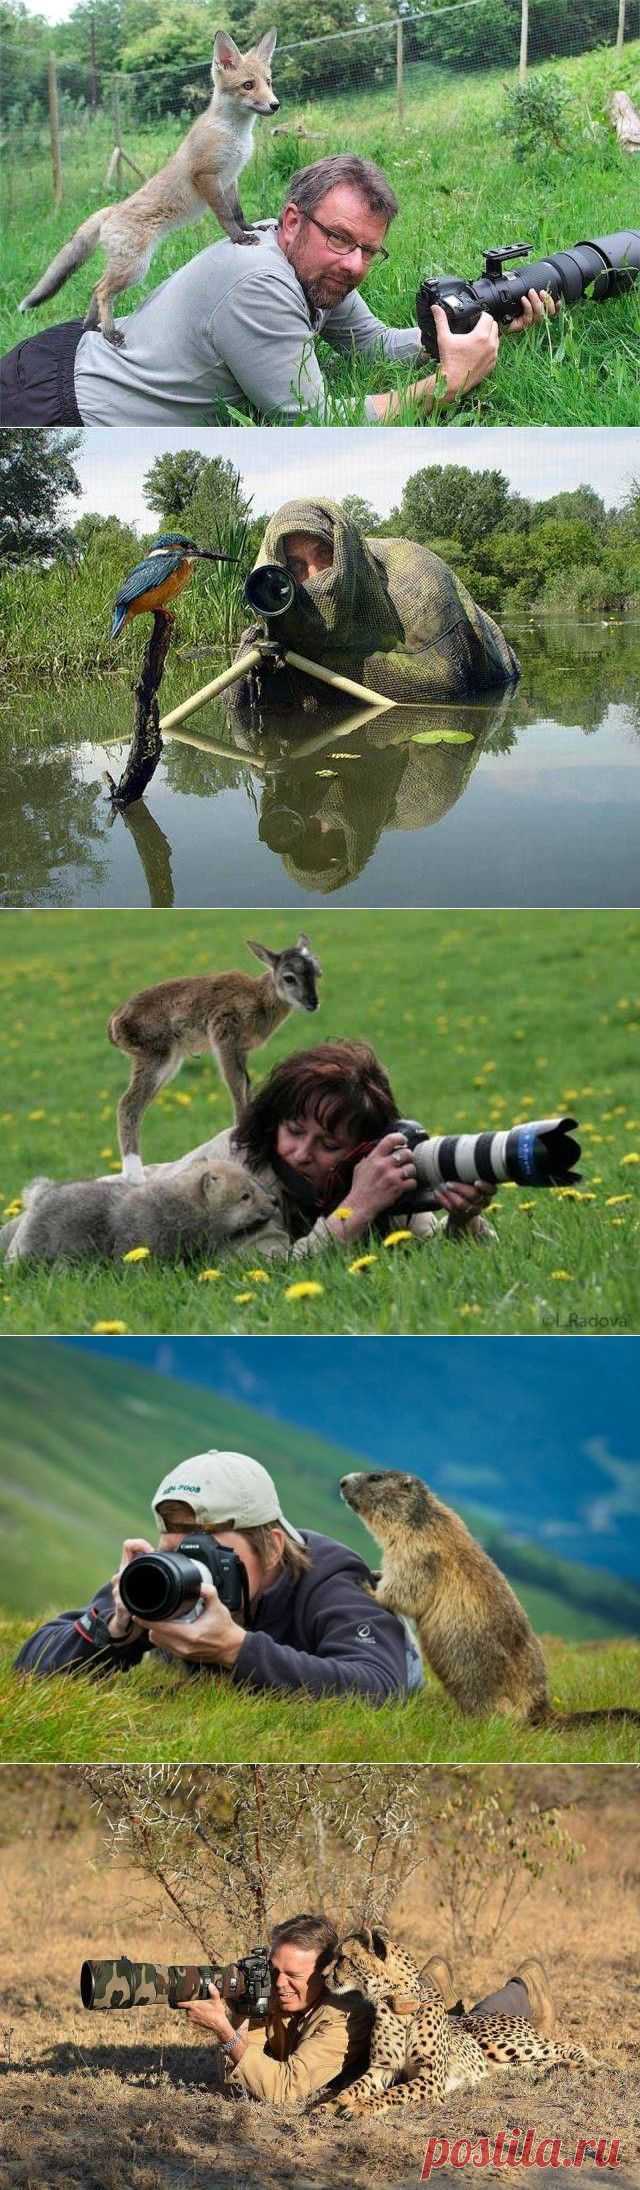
left=2, top=43, right=639, bottom=423
left=1, top=908, right=639, bottom=1337
left=1, top=1344, right=639, bottom=1646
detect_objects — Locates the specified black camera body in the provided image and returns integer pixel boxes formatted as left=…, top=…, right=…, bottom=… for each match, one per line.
left=119, top=1531, right=250, bottom=1626
left=416, top=230, right=640, bottom=356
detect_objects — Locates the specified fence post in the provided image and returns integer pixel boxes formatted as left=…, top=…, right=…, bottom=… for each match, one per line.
left=519, top=0, right=529, bottom=81
left=48, top=52, right=63, bottom=209
left=396, top=18, right=405, bottom=128
left=616, top=0, right=626, bottom=51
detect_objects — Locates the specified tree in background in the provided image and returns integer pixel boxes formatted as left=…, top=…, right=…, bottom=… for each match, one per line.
left=78, top=1764, right=584, bottom=1987
left=390, top=466, right=529, bottom=554
left=73, top=511, right=142, bottom=560
left=339, top=495, right=381, bottom=535
left=0, top=429, right=83, bottom=565
left=142, top=449, right=210, bottom=527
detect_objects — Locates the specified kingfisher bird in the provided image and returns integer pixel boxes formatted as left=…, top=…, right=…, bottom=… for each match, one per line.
left=110, top=533, right=235, bottom=639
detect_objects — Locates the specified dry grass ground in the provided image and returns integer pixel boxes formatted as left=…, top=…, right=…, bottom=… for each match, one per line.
left=0, top=1773, right=638, bottom=2189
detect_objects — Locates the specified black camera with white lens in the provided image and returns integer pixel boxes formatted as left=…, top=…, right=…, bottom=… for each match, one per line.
left=390, top=1115, right=582, bottom=1213
left=119, top=1532, right=250, bottom=1626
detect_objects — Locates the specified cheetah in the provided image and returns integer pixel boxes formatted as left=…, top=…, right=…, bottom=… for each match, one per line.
left=322, top=1928, right=603, bottom=2118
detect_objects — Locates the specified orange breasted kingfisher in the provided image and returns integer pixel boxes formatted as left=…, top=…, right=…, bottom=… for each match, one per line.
left=110, top=534, right=235, bottom=638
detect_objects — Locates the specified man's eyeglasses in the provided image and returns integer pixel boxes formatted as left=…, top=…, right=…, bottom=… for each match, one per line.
left=302, top=212, right=389, bottom=266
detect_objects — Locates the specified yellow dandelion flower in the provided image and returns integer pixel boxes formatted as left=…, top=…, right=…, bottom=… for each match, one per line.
left=284, top=1280, right=325, bottom=1301
left=122, top=1245, right=151, bottom=1263
left=234, top=1292, right=255, bottom=1304
left=550, top=1270, right=572, bottom=1281
left=333, top=1206, right=354, bottom=1222
left=611, top=1218, right=625, bottom=1228
left=198, top=1268, right=222, bottom=1282
left=621, top=1153, right=640, bottom=1165
left=518, top=1201, right=536, bottom=1211
left=246, top=1269, right=270, bottom=1283
left=28, top=1109, right=46, bottom=1122
left=92, top=1320, right=128, bottom=1334
left=349, top=1254, right=378, bottom=1273
left=3, top=1200, right=22, bottom=1218
left=382, top=1229, right=414, bottom=1247
left=99, top=1147, right=113, bottom=1159
left=605, top=1194, right=632, bottom=1206
left=460, top=1303, right=482, bottom=1317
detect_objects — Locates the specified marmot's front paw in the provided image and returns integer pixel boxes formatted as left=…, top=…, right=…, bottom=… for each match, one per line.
left=230, top=225, right=259, bottom=245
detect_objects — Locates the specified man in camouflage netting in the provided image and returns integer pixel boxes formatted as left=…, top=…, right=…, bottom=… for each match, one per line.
left=229, top=499, right=520, bottom=711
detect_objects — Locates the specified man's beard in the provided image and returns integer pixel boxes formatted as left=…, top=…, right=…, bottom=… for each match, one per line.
left=300, top=269, right=357, bottom=312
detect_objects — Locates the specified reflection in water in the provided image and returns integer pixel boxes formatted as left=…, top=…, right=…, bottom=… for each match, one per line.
left=231, top=695, right=509, bottom=896
left=2, top=621, right=639, bottom=909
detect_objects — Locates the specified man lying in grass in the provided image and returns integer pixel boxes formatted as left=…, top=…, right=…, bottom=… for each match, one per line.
left=14, top=1449, right=423, bottom=1700
left=0, top=153, right=555, bottom=427
left=176, top=1917, right=551, bottom=2101
left=145, top=1040, right=497, bottom=1260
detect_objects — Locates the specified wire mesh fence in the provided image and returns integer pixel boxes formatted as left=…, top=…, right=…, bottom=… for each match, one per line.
left=1, top=0, right=638, bottom=227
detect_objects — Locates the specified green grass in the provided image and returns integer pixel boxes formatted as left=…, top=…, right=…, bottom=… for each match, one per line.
left=2, top=44, right=639, bottom=423
left=0, top=907, right=639, bottom=1336
left=2, top=1616, right=639, bottom=1762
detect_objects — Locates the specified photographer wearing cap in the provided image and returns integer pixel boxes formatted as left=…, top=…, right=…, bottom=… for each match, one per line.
left=15, top=1449, right=421, bottom=1701
left=177, top=1912, right=375, bottom=2103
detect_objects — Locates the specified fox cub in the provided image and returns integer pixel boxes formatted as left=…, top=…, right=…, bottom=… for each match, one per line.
left=19, top=28, right=278, bottom=346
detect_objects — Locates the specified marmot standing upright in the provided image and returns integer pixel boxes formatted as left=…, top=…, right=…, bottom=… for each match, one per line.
left=341, top=1470, right=640, bottom=1730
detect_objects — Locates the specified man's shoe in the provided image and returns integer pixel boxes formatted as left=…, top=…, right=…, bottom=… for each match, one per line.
left=419, top=1954, right=455, bottom=2005
left=513, top=1956, right=555, bottom=2035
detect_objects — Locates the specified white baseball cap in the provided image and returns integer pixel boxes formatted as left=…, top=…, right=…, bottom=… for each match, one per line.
left=152, top=1450, right=305, bottom=1548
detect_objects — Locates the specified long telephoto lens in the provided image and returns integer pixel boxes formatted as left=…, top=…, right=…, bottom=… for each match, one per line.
left=119, top=1550, right=205, bottom=1622
left=417, top=229, right=640, bottom=353
left=80, top=1960, right=221, bottom=2009
left=410, top=1116, right=581, bottom=1191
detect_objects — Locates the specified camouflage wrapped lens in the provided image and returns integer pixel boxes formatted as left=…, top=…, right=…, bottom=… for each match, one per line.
left=80, top=1959, right=221, bottom=2010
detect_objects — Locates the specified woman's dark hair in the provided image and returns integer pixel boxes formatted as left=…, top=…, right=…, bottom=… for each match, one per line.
left=232, top=1041, right=398, bottom=1171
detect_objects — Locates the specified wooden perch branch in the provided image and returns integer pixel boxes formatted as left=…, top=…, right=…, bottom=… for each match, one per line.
left=107, top=610, right=173, bottom=810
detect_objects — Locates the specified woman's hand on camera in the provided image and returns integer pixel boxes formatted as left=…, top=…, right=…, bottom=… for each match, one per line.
left=147, top=1575, right=246, bottom=1668
left=434, top=1181, right=496, bottom=1230
left=326, top=1132, right=417, bottom=1241
left=107, top=1538, right=154, bottom=1640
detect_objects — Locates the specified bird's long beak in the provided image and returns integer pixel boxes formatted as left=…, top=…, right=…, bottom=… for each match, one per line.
left=193, top=548, right=238, bottom=562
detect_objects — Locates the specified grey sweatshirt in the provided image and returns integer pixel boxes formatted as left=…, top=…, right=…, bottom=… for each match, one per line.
left=73, top=221, right=422, bottom=425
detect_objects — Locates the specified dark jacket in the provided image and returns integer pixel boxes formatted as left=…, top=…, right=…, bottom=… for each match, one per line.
left=14, top=1530, right=412, bottom=1703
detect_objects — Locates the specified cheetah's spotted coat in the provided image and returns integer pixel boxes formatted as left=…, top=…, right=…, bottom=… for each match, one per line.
left=324, top=1929, right=602, bottom=2118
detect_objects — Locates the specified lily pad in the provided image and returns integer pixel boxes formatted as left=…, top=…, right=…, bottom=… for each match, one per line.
left=411, top=729, right=474, bottom=745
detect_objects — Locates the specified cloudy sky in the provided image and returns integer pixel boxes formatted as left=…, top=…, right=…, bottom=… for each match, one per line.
left=75, top=426, right=639, bottom=533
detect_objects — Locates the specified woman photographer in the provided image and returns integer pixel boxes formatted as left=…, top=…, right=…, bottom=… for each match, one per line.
left=147, top=1039, right=495, bottom=1259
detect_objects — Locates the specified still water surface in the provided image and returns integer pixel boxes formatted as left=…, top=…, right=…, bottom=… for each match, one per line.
left=2, top=620, right=638, bottom=908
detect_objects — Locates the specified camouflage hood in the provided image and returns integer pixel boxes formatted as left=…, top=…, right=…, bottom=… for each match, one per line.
left=245, top=499, right=520, bottom=702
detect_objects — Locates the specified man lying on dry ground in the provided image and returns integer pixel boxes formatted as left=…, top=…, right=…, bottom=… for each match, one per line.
left=177, top=1916, right=554, bottom=2102
left=15, top=1449, right=423, bottom=1700
left=0, top=154, right=555, bottom=426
